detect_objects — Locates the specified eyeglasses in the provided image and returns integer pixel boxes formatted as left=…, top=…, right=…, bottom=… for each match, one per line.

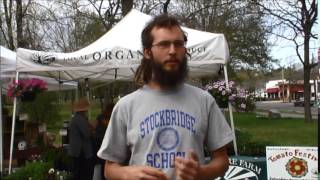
left=152, top=40, right=186, bottom=49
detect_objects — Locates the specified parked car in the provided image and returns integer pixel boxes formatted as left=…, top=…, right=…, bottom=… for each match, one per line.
left=293, top=97, right=315, bottom=107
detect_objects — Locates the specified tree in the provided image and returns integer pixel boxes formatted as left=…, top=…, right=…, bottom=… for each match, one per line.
left=86, top=0, right=122, bottom=31
left=134, top=0, right=173, bottom=14
left=132, top=0, right=275, bottom=90
left=121, top=0, right=133, bottom=15
left=1, top=0, right=31, bottom=50
left=171, top=0, right=275, bottom=74
left=253, top=0, right=317, bottom=122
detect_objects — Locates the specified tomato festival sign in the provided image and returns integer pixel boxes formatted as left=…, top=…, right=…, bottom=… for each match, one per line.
left=266, top=146, right=318, bottom=179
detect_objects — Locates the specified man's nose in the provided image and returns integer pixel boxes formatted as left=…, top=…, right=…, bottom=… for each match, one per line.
left=168, top=43, right=177, bottom=54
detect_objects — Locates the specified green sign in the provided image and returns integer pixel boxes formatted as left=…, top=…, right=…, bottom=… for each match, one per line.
left=216, top=156, right=267, bottom=180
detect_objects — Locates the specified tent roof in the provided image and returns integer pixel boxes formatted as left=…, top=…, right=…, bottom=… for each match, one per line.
left=0, top=46, right=16, bottom=72
left=16, top=9, right=230, bottom=81
left=0, top=46, right=77, bottom=91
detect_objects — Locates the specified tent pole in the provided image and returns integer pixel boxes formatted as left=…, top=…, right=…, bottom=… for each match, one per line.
left=75, top=81, right=79, bottom=101
left=9, top=71, right=19, bottom=174
left=0, top=90, right=2, bottom=176
left=0, top=54, right=3, bottom=175
left=85, top=78, right=91, bottom=119
left=58, top=72, right=61, bottom=103
left=223, top=65, right=238, bottom=155
left=0, top=76, right=3, bottom=175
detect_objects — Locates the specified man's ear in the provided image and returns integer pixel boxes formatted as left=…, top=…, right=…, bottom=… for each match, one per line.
left=183, top=47, right=187, bottom=54
left=144, top=48, right=152, bottom=59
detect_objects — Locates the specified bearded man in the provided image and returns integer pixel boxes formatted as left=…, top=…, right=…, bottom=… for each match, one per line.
left=98, top=14, right=233, bottom=180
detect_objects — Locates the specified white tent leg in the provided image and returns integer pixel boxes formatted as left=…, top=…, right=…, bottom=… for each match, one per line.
left=9, top=71, right=19, bottom=174
left=85, top=78, right=91, bottom=119
left=0, top=53, right=3, bottom=174
left=0, top=83, right=3, bottom=174
left=223, top=65, right=238, bottom=155
left=75, top=82, right=79, bottom=101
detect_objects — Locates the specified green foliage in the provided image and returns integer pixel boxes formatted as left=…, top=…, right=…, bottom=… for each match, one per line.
left=4, top=148, right=73, bottom=179
left=235, top=128, right=275, bottom=156
left=42, top=148, right=72, bottom=172
left=177, top=0, right=275, bottom=71
left=41, top=148, right=61, bottom=162
left=80, top=14, right=107, bottom=47
left=4, top=161, right=52, bottom=180
left=234, top=128, right=251, bottom=146
left=205, top=80, right=255, bottom=112
left=206, top=81, right=234, bottom=108
left=3, top=159, right=72, bottom=180
left=233, top=112, right=317, bottom=146
left=70, top=11, right=107, bottom=51
left=232, top=95, right=256, bottom=112
left=226, top=112, right=317, bottom=156
left=21, top=92, right=62, bottom=125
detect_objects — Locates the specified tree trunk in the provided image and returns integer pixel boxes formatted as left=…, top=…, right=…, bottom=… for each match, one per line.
left=288, top=81, right=291, bottom=103
left=303, top=36, right=312, bottom=122
left=313, top=79, right=317, bottom=101
left=16, top=0, right=24, bottom=48
left=3, top=0, right=15, bottom=50
left=163, top=0, right=171, bottom=14
left=304, top=67, right=312, bottom=122
left=121, top=0, right=133, bottom=16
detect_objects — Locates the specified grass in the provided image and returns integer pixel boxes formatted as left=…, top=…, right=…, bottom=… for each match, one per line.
left=46, top=102, right=318, bottom=148
left=255, top=108, right=316, bottom=116
left=231, top=112, right=318, bottom=146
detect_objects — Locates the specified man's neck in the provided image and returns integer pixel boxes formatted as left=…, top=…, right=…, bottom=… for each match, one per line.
left=147, top=81, right=162, bottom=90
left=147, top=80, right=182, bottom=91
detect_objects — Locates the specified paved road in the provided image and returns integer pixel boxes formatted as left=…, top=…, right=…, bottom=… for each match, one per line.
left=255, top=101, right=318, bottom=119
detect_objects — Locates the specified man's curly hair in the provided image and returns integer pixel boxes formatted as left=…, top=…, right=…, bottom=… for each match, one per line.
left=134, top=14, right=187, bottom=86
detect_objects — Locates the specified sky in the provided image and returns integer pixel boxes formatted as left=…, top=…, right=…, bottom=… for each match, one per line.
left=270, top=38, right=318, bottom=69
left=268, top=0, right=319, bottom=69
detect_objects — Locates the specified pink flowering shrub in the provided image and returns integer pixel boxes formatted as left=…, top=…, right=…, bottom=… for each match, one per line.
left=7, top=78, right=47, bottom=98
left=205, top=80, right=237, bottom=108
left=231, top=89, right=255, bottom=112
left=205, top=80, right=255, bottom=112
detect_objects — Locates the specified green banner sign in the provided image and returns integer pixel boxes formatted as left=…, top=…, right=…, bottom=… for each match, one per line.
left=216, top=156, right=267, bottom=180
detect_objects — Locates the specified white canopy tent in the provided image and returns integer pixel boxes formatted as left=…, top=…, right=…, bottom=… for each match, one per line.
left=0, top=46, right=17, bottom=73
left=16, top=10, right=227, bottom=80
left=0, top=46, right=77, bottom=173
left=0, top=46, right=14, bottom=174
left=1, top=46, right=78, bottom=89
left=9, top=9, right=237, bottom=173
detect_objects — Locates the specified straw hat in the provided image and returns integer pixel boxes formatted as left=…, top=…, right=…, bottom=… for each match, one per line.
left=73, top=97, right=90, bottom=112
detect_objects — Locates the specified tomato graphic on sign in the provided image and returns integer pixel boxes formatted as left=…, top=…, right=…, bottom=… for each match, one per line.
left=286, top=157, right=308, bottom=178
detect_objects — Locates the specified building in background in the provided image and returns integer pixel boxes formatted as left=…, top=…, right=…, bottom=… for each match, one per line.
left=265, top=80, right=319, bottom=102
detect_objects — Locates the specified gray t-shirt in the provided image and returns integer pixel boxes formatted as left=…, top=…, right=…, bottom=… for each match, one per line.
left=98, top=83, right=234, bottom=179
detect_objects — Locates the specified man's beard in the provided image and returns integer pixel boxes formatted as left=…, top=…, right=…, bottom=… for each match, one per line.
left=151, top=56, right=188, bottom=88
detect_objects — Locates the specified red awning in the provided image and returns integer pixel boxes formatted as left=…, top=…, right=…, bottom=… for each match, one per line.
left=266, top=88, right=279, bottom=93
left=290, top=86, right=304, bottom=92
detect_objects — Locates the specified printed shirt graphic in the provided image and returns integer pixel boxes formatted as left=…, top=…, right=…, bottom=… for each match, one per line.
left=98, top=84, right=234, bottom=179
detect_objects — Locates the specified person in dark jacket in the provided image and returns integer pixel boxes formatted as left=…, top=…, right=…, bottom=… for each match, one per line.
left=92, top=103, right=115, bottom=180
left=68, top=97, right=94, bottom=180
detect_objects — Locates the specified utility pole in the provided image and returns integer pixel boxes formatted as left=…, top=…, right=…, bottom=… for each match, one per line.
left=311, top=54, right=317, bottom=102
left=282, top=68, right=285, bottom=103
